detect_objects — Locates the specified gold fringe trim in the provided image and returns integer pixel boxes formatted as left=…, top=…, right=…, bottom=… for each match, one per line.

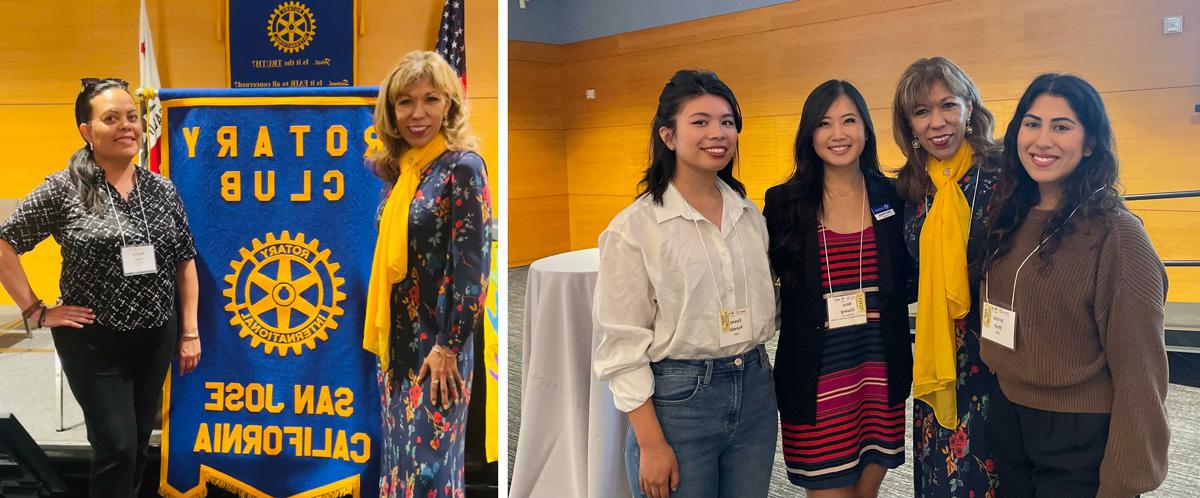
left=305, top=488, right=358, bottom=498
left=207, top=478, right=254, bottom=498
left=159, top=483, right=206, bottom=498
left=158, top=465, right=360, bottom=498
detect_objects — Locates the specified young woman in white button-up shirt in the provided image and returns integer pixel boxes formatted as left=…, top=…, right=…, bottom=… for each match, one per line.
left=593, top=70, right=778, bottom=498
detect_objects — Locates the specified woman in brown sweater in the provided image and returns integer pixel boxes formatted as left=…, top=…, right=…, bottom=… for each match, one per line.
left=978, top=73, right=1169, bottom=498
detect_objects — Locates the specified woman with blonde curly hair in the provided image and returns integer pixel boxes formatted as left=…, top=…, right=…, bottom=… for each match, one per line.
left=363, top=50, right=492, bottom=498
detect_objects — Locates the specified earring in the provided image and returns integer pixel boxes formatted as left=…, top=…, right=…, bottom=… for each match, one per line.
left=86, top=142, right=93, bottom=152
left=965, top=118, right=974, bottom=136
left=911, top=138, right=921, bottom=150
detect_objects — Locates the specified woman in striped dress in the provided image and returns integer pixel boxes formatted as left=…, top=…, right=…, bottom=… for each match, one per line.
left=764, top=80, right=913, bottom=497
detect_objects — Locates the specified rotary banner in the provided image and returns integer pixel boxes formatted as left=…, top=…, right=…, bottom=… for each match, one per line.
left=227, top=0, right=357, bottom=88
left=158, top=87, right=382, bottom=497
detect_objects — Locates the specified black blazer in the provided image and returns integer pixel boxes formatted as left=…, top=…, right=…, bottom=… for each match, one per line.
left=763, top=172, right=914, bottom=424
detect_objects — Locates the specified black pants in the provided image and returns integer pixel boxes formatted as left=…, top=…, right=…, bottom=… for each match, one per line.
left=989, top=380, right=1111, bottom=498
left=52, top=321, right=175, bottom=498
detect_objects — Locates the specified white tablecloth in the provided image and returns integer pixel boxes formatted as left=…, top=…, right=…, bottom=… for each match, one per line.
left=510, top=248, right=631, bottom=498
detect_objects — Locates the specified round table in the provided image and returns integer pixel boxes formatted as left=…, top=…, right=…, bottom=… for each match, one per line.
left=509, top=248, right=631, bottom=497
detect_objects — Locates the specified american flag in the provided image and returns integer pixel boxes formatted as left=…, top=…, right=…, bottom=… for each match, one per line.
left=435, top=0, right=466, bottom=89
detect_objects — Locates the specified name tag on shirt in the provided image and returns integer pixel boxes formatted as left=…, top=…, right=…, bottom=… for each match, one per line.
left=826, top=291, right=867, bottom=329
left=872, top=204, right=896, bottom=221
left=121, top=245, right=157, bottom=276
left=719, top=307, right=752, bottom=347
left=981, top=301, right=1016, bottom=350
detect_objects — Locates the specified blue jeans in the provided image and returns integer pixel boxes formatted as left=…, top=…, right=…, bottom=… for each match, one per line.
left=625, top=346, right=778, bottom=498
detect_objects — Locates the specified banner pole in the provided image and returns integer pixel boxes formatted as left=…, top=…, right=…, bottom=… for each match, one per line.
left=136, top=87, right=149, bottom=168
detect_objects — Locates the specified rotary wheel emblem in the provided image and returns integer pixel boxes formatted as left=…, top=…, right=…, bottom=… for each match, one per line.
left=223, top=231, right=345, bottom=356
left=267, top=1, right=316, bottom=54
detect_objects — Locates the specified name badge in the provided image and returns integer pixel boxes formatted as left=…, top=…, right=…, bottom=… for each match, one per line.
left=121, top=245, right=157, bottom=276
left=871, top=203, right=896, bottom=221
left=719, top=307, right=752, bottom=347
left=981, top=301, right=1016, bottom=350
left=826, top=291, right=867, bottom=329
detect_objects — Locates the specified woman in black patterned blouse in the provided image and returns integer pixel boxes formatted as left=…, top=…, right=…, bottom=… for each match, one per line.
left=0, top=78, right=200, bottom=498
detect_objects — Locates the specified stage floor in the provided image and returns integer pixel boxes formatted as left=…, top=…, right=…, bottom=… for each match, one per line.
left=0, top=318, right=88, bottom=453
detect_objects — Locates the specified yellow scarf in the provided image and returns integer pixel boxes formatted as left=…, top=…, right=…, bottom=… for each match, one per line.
left=363, top=133, right=448, bottom=371
left=914, top=142, right=975, bottom=430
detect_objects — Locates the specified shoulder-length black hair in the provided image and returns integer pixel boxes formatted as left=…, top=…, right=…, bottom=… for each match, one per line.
left=637, top=69, right=746, bottom=204
left=769, top=79, right=881, bottom=286
left=71, top=78, right=133, bottom=214
left=980, top=73, right=1124, bottom=276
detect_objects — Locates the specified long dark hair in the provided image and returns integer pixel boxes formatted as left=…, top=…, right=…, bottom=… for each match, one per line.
left=769, top=80, right=881, bottom=287
left=979, top=73, right=1123, bottom=276
left=891, top=57, right=1000, bottom=203
left=70, top=79, right=132, bottom=214
left=637, top=69, right=746, bottom=204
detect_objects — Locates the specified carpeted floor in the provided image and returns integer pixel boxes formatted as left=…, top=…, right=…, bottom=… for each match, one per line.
left=508, top=266, right=1200, bottom=497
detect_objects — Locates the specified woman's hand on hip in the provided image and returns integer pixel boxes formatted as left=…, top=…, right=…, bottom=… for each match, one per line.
left=178, top=335, right=201, bottom=375
left=639, top=440, right=680, bottom=498
left=39, top=305, right=94, bottom=329
left=416, top=344, right=465, bottom=409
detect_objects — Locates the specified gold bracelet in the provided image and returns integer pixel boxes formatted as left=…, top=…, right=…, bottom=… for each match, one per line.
left=181, top=329, right=200, bottom=340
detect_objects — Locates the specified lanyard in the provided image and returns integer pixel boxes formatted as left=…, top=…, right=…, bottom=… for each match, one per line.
left=984, top=186, right=1107, bottom=310
left=819, top=183, right=867, bottom=295
left=104, top=171, right=153, bottom=247
left=691, top=202, right=751, bottom=313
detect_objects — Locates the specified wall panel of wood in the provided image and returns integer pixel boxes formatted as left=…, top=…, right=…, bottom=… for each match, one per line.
left=511, top=195, right=571, bottom=266
left=567, top=194, right=629, bottom=251
left=509, top=42, right=571, bottom=265
left=510, top=129, right=567, bottom=200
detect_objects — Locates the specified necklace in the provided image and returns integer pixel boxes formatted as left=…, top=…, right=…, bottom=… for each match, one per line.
left=824, top=187, right=855, bottom=199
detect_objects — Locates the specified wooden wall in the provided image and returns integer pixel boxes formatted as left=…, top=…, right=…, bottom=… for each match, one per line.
left=508, top=0, right=1200, bottom=301
left=509, top=42, right=570, bottom=266
left=0, top=0, right=497, bottom=305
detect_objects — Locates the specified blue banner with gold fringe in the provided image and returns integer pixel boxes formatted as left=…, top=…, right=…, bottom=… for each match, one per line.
left=227, top=0, right=357, bottom=89
left=158, top=87, right=382, bottom=498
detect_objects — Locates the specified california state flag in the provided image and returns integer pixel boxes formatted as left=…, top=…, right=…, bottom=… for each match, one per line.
left=139, top=0, right=162, bottom=173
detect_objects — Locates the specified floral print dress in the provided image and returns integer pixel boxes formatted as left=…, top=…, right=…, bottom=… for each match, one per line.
left=905, top=164, right=1000, bottom=498
left=378, top=150, right=492, bottom=498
